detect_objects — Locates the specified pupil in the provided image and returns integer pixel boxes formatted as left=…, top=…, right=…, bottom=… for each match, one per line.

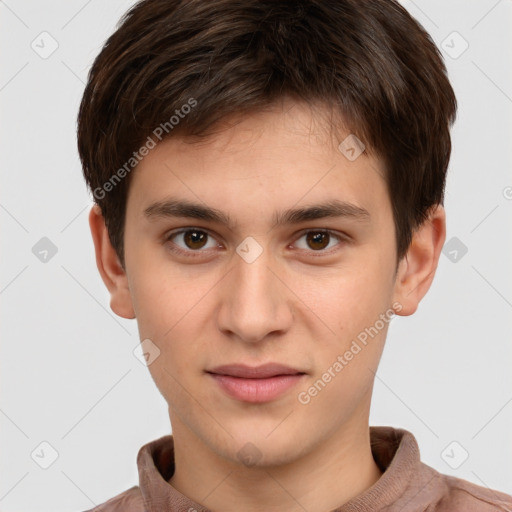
left=307, top=232, right=329, bottom=250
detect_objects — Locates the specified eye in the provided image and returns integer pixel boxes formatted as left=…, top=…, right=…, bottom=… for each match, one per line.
left=165, top=228, right=221, bottom=255
left=292, top=230, right=344, bottom=253
left=164, top=227, right=346, bottom=259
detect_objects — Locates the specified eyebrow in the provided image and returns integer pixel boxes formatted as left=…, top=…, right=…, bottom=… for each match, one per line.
left=144, top=198, right=370, bottom=229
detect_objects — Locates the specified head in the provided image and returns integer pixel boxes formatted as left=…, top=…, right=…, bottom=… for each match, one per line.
left=79, top=0, right=456, bottom=466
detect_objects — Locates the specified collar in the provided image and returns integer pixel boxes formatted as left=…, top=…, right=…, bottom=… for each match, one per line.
left=136, top=426, right=424, bottom=512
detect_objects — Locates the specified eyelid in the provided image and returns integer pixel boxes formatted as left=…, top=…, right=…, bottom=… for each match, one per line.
left=165, top=226, right=219, bottom=243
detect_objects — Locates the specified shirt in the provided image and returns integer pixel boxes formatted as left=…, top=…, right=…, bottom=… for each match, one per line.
left=85, top=426, right=512, bottom=511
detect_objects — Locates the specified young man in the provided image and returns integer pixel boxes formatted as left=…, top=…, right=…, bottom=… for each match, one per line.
left=77, top=0, right=512, bottom=510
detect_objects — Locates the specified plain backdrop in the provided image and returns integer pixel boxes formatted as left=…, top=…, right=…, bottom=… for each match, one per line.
left=1, top=0, right=511, bottom=510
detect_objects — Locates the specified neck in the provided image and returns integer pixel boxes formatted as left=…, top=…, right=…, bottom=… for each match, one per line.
left=168, top=412, right=382, bottom=512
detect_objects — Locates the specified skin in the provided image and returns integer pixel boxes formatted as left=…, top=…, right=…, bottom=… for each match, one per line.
left=90, top=98, right=445, bottom=512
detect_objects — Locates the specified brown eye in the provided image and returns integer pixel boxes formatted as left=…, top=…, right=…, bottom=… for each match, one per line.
left=293, top=230, right=344, bottom=253
left=183, top=230, right=208, bottom=249
left=167, top=228, right=219, bottom=253
left=306, top=231, right=330, bottom=250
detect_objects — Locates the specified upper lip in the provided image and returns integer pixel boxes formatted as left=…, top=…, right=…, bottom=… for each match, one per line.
left=207, top=363, right=305, bottom=379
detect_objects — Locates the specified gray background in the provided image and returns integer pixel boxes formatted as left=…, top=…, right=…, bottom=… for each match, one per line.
left=1, top=0, right=511, bottom=510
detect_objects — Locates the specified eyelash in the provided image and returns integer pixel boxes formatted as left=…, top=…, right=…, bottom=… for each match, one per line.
left=164, top=227, right=347, bottom=259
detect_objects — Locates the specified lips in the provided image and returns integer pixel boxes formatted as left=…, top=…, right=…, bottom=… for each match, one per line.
left=208, top=363, right=305, bottom=379
left=207, top=363, right=306, bottom=403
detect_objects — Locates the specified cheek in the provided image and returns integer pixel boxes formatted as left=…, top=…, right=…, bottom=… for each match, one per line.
left=291, top=259, right=394, bottom=407
left=295, top=316, right=389, bottom=425
left=128, top=255, right=199, bottom=338
left=297, top=264, right=393, bottom=341
left=140, top=316, right=208, bottom=419
left=130, top=265, right=213, bottom=364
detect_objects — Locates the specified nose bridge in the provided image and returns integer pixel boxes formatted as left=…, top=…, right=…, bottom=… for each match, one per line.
left=217, top=237, right=292, bottom=342
left=234, top=246, right=274, bottom=299
left=232, top=240, right=278, bottom=313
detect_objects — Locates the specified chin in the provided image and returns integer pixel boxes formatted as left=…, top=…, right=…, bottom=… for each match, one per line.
left=214, top=426, right=311, bottom=468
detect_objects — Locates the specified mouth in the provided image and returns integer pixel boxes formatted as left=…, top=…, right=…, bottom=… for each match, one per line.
left=206, top=363, right=306, bottom=403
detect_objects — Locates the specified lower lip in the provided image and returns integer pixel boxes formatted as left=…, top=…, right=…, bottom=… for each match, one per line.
left=208, top=373, right=305, bottom=403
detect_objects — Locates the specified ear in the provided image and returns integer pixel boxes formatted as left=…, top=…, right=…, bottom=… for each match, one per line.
left=89, top=204, right=135, bottom=319
left=392, top=205, right=446, bottom=316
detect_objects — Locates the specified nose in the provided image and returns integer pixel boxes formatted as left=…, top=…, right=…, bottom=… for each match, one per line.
left=216, top=243, right=294, bottom=344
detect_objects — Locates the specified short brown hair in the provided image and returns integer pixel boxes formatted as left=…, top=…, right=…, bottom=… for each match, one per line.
left=77, top=0, right=456, bottom=268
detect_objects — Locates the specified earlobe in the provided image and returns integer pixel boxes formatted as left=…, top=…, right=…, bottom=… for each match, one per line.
left=89, top=205, right=136, bottom=319
left=393, top=205, right=446, bottom=316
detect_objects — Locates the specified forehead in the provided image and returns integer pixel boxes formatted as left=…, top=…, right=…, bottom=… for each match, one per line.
left=126, top=99, right=389, bottom=225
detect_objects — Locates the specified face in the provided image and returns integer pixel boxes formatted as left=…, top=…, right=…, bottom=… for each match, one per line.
left=109, top=99, right=425, bottom=466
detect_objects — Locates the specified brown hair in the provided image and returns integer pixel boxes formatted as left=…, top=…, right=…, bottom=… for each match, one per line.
left=77, top=0, right=456, bottom=268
